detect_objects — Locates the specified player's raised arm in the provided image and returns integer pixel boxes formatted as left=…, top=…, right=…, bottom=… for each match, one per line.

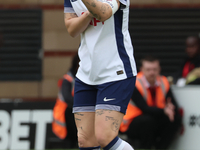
left=81, top=0, right=120, bottom=22
left=64, top=11, right=92, bottom=38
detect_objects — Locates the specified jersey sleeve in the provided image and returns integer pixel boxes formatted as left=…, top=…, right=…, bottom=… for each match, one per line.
left=64, top=0, right=75, bottom=13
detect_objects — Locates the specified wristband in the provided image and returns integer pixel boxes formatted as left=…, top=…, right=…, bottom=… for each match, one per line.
left=103, top=0, right=118, bottom=15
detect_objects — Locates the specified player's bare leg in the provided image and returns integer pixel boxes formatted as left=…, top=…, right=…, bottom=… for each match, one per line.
left=95, top=109, right=134, bottom=150
left=74, top=112, right=99, bottom=148
left=95, top=109, right=123, bottom=147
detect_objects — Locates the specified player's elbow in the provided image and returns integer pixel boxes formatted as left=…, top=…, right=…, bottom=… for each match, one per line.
left=67, top=27, right=79, bottom=38
left=68, top=30, right=79, bottom=38
left=65, top=21, right=79, bottom=38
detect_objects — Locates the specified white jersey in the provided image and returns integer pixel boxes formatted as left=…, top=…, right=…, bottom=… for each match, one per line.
left=64, top=0, right=137, bottom=85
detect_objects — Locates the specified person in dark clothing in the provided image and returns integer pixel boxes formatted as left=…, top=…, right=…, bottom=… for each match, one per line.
left=174, top=36, right=200, bottom=85
left=52, top=53, right=80, bottom=148
left=120, top=56, right=182, bottom=149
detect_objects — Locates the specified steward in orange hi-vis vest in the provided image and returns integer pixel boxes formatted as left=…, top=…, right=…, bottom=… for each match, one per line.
left=52, top=72, right=75, bottom=139
left=120, top=56, right=182, bottom=149
left=120, top=72, right=170, bottom=133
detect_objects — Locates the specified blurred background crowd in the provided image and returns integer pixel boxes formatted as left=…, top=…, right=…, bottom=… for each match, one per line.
left=0, top=0, right=200, bottom=150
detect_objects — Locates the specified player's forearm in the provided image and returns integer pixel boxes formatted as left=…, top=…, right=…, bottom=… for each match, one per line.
left=65, top=12, right=92, bottom=38
left=81, top=0, right=112, bottom=22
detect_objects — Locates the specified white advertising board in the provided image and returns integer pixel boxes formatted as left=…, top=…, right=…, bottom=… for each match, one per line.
left=170, top=85, right=200, bottom=150
left=0, top=101, right=55, bottom=150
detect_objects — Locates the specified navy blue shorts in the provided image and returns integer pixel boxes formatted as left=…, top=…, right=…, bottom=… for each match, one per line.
left=73, top=76, right=136, bottom=114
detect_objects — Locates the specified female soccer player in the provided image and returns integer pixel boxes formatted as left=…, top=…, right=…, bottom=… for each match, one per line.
left=64, top=0, right=137, bottom=149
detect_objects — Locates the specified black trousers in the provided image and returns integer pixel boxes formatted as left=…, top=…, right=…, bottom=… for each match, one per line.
left=125, top=114, right=182, bottom=149
left=65, top=107, right=78, bottom=148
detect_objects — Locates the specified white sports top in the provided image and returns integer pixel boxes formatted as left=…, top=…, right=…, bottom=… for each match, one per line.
left=64, top=0, right=137, bottom=85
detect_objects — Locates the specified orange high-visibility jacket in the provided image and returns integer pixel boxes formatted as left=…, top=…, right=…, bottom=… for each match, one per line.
left=52, top=73, right=74, bottom=139
left=120, top=72, right=170, bottom=133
